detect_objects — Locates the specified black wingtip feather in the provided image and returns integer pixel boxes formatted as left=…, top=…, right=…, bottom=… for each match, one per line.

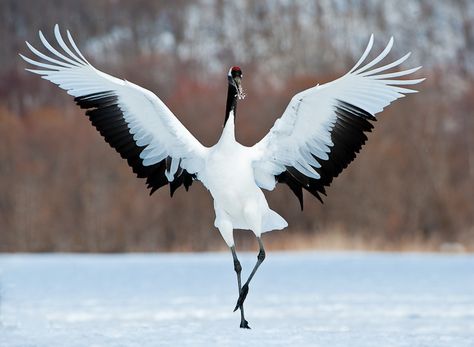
left=277, top=100, right=376, bottom=205
left=75, top=91, right=194, bottom=196
left=276, top=171, right=304, bottom=210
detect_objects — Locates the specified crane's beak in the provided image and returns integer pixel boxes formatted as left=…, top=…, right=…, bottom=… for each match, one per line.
left=233, top=76, right=245, bottom=100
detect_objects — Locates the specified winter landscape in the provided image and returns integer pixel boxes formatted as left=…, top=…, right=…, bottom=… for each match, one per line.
left=1, top=252, right=473, bottom=346
left=1, top=1, right=474, bottom=346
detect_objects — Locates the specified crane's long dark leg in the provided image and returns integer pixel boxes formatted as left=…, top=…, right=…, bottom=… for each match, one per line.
left=231, top=246, right=250, bottom=329
left=234, top=237, right=265, bottom=312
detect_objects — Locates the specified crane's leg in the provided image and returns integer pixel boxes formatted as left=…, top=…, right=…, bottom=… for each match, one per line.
left=231, top=246, right=250, bottom=329
left=233, top=237, right=265, bottom=312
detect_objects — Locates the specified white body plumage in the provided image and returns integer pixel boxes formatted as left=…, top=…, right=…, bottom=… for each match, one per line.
left=199, top=111, right=287, bottom=246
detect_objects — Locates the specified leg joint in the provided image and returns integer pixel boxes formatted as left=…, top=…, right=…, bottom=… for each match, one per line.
left=257, top=248, right=266, bottom=262
left=233, top=259, right=242, bottom=274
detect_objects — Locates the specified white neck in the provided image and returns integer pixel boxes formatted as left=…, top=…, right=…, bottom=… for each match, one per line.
left=219, top=109, right=235, bottom=143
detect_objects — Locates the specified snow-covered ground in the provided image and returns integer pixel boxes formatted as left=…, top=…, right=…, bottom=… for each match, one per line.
left=0, top=252, right=473, bottom=346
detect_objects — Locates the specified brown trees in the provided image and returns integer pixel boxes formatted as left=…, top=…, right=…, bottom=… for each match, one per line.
left=0, top=0, right=472, bottom=252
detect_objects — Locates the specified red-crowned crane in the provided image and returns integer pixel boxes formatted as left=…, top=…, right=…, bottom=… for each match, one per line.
left=21, top=25, right=424, bottom=329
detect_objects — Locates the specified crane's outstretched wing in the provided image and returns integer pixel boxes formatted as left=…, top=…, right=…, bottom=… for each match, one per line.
left=252, top=35, right=424, bottom=209
left=20, top=25, right=207, bottom=196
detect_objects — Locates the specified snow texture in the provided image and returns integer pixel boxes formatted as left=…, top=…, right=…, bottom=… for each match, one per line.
left=85, top=0, right=474, bottom=86
left=0, top=252, right=473, bottom=346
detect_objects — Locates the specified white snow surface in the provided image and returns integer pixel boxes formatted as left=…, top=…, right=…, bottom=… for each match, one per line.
left=0, top=252, right=473, bottom=346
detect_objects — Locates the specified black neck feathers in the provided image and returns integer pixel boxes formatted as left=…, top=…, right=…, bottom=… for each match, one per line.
left=224, top=82, right=238, bottom=126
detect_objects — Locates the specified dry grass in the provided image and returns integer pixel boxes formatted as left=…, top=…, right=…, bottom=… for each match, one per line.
left=165, top=226, right=474, bottom=254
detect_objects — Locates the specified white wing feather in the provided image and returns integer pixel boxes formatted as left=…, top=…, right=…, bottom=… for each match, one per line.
left=252, top=35, right=424, bottom=190
left=20, top=24, right=207, bottom=179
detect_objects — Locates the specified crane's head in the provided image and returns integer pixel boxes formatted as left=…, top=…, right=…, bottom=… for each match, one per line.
left=228, top=66, right=245, bottom=99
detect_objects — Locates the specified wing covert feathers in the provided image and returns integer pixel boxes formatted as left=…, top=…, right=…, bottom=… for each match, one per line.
left=253, top=36, right=424, bottom=208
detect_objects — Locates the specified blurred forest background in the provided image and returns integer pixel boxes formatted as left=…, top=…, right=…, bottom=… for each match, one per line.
left=0, top=0, right=473, bottom=252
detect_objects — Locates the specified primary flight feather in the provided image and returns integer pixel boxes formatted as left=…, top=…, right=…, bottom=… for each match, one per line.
left=21, top=25, right=424, bottom=329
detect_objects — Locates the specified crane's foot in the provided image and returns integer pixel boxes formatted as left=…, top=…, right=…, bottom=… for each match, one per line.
left=240, top=318, right=251, bottom=329
left=233, top=283, right=249, bottom=312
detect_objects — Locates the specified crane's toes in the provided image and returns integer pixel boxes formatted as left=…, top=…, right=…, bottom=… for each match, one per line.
left=240, top=319, right=251, bottom=329
left=233, top=283, right=249, bottom=312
